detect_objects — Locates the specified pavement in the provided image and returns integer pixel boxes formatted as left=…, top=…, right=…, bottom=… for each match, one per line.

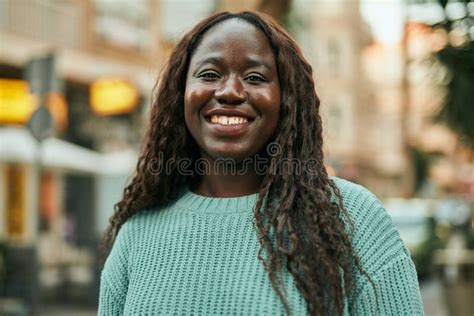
left=419, top=278, right=449, bottom=316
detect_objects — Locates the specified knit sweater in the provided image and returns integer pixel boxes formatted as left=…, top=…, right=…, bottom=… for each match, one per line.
left=99, top=177, right=424, bottom=315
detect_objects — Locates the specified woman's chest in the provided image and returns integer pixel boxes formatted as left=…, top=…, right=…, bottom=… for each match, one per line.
left=122, top=215, right=306, bottom=314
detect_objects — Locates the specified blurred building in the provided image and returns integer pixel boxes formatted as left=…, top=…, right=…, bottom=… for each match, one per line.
left=363, top=21, right=473, bottom=199
left=302, top=1, right=376, bottom=189
left=0, top=0, right=166, bottom=310
left=361, top=35, right=410, bottom=196
left=286, top=0, right=408, bottom=196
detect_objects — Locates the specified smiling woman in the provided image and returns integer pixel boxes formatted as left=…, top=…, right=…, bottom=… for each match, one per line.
left=99, top=11, right=424, bottom=316
left=184, top=18, right=280, bottom=193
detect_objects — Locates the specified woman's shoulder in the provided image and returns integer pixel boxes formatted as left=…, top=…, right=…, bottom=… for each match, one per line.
left=116, top=207, right=160, bottom=237
left=330, top=176, right=410, bottom=268
left=330, top=176, right=393, bottom=229
left=331, top=176, right=380, bottom=208
left=331, top=176, right=388, bottom=223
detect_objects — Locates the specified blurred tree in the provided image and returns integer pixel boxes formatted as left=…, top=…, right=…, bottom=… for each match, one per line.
left=412, top=217, right=445, bottom=279
left=435, top=41, right=474, bottom=147
left=412, top=147, right=430, bottom=192
left=421, top=0, right=474, bottom=147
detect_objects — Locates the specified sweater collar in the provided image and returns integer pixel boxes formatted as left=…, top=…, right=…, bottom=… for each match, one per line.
left=175, top=186, right=262, bottom=214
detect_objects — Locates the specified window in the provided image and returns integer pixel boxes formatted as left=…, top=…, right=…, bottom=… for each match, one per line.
left=93, top=0, right=150, bottom=51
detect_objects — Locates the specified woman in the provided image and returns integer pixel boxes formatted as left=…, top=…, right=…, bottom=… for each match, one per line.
left=99, top=11, right=424, bottom=315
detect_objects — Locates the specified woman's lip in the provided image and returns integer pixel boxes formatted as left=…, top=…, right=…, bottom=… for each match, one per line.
left=204, top=108, right=256, bottom=120
left=203, top=116, right=253, bottom=136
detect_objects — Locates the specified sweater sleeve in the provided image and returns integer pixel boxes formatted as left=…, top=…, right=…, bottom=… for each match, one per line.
left=351, top=254, right=424, bottom=315
left=98, top=221, right=134, bottom=316
left=332, top=177, right=424, bottom=315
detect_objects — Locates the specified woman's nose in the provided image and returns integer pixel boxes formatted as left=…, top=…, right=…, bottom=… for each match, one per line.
left=215, top=76, right=247, bottom=105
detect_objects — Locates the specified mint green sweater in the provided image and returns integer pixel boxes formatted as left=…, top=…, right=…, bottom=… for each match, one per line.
left=99, top=177, right=424, bottom=315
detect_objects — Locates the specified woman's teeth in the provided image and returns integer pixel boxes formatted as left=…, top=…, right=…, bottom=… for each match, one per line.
left=210, top=115, right=248, bottom=125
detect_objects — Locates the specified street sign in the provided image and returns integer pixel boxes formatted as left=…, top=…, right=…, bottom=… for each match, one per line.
left=24, top=54, right=61, bottom=94
left=27, top=106, right=55, bottom=142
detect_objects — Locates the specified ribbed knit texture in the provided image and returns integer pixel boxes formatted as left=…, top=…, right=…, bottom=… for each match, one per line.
left=99, top=177, right=424, bottom=315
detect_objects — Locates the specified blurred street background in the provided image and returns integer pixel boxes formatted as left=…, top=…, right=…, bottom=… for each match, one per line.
left=0, top=0, right=472, bottom=315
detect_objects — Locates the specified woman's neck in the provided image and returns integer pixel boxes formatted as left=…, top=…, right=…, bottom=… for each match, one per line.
left=191, top=155, right=263, bottom=198
left=193, top=173, right=263, bottom=198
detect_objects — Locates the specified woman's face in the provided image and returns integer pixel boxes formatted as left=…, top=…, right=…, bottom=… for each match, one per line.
left=184, top=19, right=280, bottom=162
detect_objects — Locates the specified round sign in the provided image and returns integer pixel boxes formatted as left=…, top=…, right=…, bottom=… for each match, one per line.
left=27, top=105, right=55, bottom=142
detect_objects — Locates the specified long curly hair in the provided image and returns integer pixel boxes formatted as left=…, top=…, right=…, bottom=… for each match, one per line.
left=102, top=11, right=374, bottom=316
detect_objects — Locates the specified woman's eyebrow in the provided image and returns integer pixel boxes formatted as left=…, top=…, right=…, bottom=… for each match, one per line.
left=191, top=57, right=223, bottom=76
left=195, top=57, right=224, bottom=70
left=194, top=56, right=272, bottom=71
left=244, top=57, right=272, bottom=70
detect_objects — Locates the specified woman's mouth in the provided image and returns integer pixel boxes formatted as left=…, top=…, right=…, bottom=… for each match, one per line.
left=204, top=115, right=255, bottom=136
left=206, top=115, right=251, bottom=125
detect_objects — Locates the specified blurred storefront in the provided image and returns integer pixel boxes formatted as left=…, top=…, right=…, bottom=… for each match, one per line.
left=0, top=0, right=148, bottom=311
left=0, top=126, right=137, bottom=310
left=0, top=127, right=100, bottom=308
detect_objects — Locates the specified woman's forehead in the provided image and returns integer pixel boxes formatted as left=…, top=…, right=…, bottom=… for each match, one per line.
left=190, top=19, right=274, bottom=64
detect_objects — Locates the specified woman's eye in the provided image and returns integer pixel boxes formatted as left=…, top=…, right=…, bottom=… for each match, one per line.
left=198, top=72, right=219, bottom=80
left=246, top=75, right=266, bottom=83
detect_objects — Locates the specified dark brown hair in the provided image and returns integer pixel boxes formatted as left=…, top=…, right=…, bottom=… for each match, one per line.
left=102, top=11, right=374, bottom=316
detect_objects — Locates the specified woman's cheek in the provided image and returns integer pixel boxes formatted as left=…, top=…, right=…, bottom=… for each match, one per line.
left=185, top=83, right=214, bottom=111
